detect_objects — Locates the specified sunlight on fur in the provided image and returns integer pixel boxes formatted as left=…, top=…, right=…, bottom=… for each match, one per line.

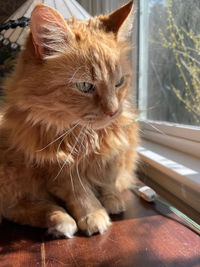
left=0, top=0, right=139, bottom=237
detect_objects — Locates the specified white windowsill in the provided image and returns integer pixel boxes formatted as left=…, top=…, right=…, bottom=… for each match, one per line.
left=139, top=120, right=200, bottom=159
left=137, top=140, right=200, bottom=213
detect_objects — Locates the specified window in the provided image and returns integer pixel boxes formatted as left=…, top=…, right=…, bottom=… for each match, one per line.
left=138, top=0, right=200, bottom=219
left=138, top=0, right=200, bottom=158
left=138, top=0, right=200, bottom=153
left=139, top=0, right=200, bottom=127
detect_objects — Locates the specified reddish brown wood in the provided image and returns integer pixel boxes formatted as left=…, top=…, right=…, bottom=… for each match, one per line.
left=0, top=190, right=199, bottom=267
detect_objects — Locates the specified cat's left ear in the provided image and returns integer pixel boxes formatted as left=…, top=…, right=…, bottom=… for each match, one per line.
left=30, top=3, right=74, bottom=59
left=99, top=0, right=134, bottom=41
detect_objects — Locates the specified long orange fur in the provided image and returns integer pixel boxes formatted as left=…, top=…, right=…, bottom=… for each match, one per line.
left=0, top=1, right=139, bottom=237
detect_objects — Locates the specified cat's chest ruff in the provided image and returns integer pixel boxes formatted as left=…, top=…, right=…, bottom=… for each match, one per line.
left=56, top=125, right=129, bottom=165
left=99, top=127, right=130, bottom=158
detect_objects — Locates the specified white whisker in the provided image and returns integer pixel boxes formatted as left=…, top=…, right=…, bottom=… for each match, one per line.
left=76, top=162, right=88, bottom=195
left=53, top=125, right=84, bottom=180
left=139, top=129, right=145, bottom=135
left=80, top=127, right=87, bottom=151
left=56, top=121, right=80, bottom=167
left=143, top=121, right=166, bottom=135
left=69, top=167, right=75, bottom=193
left=36, top=121, right=80, bottom=152
left=69, top=66, right=84, bottom=83
left=104, top=128, right=108, bottom=136
left=36, top=132, right=69, bottom=152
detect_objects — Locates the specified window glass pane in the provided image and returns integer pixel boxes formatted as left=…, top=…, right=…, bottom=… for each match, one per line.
left=139, top=0, right=200, bottom=126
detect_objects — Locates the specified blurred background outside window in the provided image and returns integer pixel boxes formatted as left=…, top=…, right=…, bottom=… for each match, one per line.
left=139, top=0, right=200, bottom=126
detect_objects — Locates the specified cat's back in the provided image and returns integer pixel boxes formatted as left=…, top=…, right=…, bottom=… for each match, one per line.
left=0, top=103, right=20, bottom=173
left=0, top=101, right=7, bottom=138
left=0, top=102, right=9, bottom=149
left=0, top=101, right=6, bottom=120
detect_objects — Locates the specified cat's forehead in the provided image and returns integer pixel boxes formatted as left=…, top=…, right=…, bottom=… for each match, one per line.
left=90, top=46, right=121, bottom=82
left=70, top=19, right=119, bottom=54
left=86, top=32, right=121, bottom=77
left=66, top=20, right=125, bottom=81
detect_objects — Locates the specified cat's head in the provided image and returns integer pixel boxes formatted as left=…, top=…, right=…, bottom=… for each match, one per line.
left=11, top=1, right=134, bottom=132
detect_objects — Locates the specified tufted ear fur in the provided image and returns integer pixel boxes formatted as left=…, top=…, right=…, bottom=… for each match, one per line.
left=99, top=1, right=134, bottom=41
left=30, top=3, right=74, bottom=59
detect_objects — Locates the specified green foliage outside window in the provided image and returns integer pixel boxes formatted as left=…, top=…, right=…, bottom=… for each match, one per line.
left=158, top=0, right=200, bottom=123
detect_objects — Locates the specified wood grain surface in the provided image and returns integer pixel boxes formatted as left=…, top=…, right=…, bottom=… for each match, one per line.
left=0, top=190, right=199, bottom=267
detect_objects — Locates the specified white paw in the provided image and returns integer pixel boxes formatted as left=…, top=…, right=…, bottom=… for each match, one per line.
left=78, top=209, right=111, bottom=236
left=48, top=218, right=77, bottom=238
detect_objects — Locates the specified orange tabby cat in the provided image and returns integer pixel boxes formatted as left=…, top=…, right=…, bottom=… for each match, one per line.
left=0, top=1, right=138, bottom=237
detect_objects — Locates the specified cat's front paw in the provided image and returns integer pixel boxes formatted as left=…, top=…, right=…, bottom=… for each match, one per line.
left=78, top=209, right=111, bottom=236
left=48, top=212, right=77, bottom=238
left=101, top=194, right=125, bottom=214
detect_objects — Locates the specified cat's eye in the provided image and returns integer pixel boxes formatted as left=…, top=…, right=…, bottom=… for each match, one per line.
left=76, top=82, right=94, bottom=93
left=115, top=77, right=124, bottom=88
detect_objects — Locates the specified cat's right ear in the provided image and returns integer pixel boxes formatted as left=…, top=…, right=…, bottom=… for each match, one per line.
left=30, top=3, right=74, bottom=59
left=99, top=0, right=134, bottom=41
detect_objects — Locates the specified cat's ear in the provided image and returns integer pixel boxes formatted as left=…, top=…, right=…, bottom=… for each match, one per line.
left=99, top=1, right=134, bottom=41
left=30, top=3, right=74, bottom=59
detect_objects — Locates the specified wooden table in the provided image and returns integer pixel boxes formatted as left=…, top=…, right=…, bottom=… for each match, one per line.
left=0, top=190, right=199, bottom=267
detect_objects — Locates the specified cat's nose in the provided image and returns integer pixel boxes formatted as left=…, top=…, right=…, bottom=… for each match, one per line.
left=101, top=96, right=119, bottom=117
left=103, top=109, right=118, bottom=117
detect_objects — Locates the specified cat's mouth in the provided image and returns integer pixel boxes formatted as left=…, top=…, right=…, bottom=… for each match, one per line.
left=81, top=111, right=120, bottom=129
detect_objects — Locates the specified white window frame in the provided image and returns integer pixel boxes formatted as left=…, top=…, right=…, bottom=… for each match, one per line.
left=137, top=119, right=200, bottom=215
left=140, top=120, right=200, bottom=159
